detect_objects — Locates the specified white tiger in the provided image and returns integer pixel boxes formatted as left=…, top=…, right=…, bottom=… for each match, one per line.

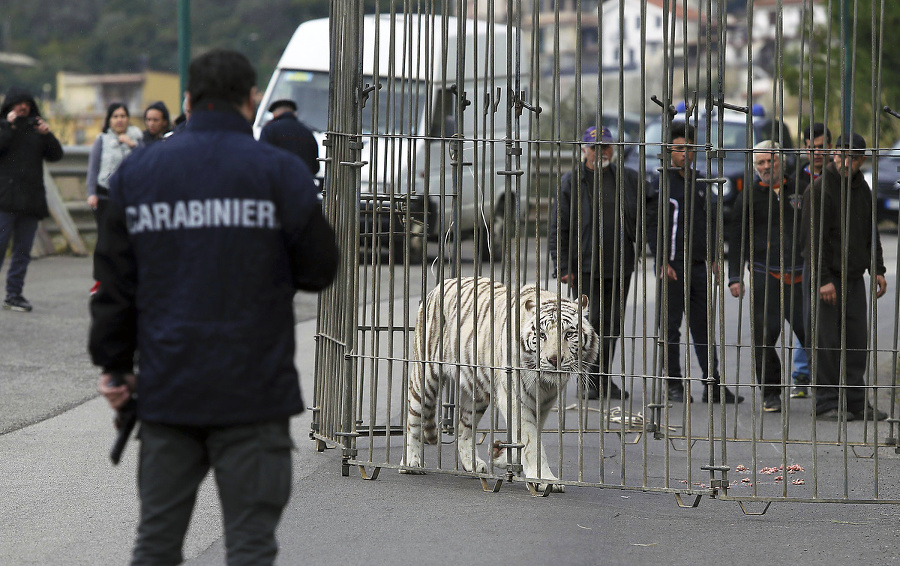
left=402, top=277, right=599, bottom=492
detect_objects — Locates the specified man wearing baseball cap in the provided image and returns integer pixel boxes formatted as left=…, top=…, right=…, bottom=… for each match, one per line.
left=548, top=125, right=642, bottom=400
left=801, top=131, right=888, bottom=421
left=259, top=98, right=319, bottom=176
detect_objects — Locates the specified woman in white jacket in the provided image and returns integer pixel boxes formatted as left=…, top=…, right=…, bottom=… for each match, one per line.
left=86, top=103, right=142, bottom=224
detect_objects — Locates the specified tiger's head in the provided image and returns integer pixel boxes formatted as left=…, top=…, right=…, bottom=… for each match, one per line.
left=520, top=293, right=599, bottom=386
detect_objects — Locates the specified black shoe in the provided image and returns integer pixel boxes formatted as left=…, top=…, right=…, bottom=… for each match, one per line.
left=606, top=382, right=629, bottom=400
left=817, top=408, right=856, bottom=422
left=3, top=294, right=32, bottom=312
left=762, top=394, right=782, bottom=413
left=703, top=385, right=744, bottom=404
left=851, top=405, right=889, bottom=421
left=667, top=385, right=692, bottom=403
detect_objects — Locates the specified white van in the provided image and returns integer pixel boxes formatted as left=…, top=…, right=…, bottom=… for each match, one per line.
left=254, top=14, right=531, bottom=261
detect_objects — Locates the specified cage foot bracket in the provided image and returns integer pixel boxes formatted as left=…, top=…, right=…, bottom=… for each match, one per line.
left=480, top=477, right=503, bottom=492
left=738, top=501, right=772, bottom=516
left=358, top=465, right=381, bottom=480
left=674, top=493, right=702, bottom=508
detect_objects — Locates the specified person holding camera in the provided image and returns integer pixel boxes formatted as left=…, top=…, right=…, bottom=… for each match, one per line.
left=0, top=87, right=64, bottom=312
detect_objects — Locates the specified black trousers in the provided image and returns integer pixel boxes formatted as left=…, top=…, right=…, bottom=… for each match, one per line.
left=749, top=271, right=807, bottom=397
left=573, top=272, right=633, bottom=390
left=803, top=270, right=870, bottom=414
left=658, top=262, right=719, bottom=382
left=131, top=420, right=294, bottom=566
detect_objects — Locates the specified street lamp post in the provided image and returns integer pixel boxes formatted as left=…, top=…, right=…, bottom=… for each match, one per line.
left=178, top=0, right=191, bottom=107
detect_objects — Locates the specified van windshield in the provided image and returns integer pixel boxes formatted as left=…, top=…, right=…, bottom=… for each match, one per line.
left=259, top=69, right=426, bottom=135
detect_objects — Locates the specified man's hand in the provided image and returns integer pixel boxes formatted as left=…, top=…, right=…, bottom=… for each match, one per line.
left=6, top=110, right=17, bottom=123
left=35, top=118, right=50, bottom=135
left=661, top=264, right=677, bottom=281
left=559, top=273, right=575, bottom=286
left=729, top=281, right=744, bottom=298
left=876, top=275, right=888, bottom=299
left=87, top=194, right=99, bottom=209
left=819, top=282, right=837, bottom=306
left=97, top=373, right=137, bottom=410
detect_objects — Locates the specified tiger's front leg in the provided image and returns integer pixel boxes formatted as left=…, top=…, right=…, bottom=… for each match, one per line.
left=495, top=384, right=565, bottom=493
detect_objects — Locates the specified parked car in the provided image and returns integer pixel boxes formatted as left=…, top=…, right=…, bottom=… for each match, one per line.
left=623, top=105, right=794, bottom=216
left=863, top=141, right=900, bottom=226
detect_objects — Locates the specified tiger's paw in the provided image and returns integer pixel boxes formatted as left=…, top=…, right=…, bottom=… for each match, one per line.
left=399, top=466, right=427, bottom=475
left=401, top=451, right=427, bottom=474
left=530, top=481, right=566, bottom=494
left=460, top=454, right=489, bottom=474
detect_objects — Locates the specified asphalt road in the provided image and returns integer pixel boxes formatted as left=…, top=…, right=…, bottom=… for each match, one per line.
left=2, top=249, right=900, bottom=565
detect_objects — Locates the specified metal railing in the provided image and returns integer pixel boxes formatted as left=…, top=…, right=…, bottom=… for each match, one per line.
left=311, top=0, right=900, bottom=509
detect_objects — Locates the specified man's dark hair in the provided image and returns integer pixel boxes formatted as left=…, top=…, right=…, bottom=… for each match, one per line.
left=188, top=49, right=257, bottom=108
left=669, top=122, right=695, bottom=143
left=802, top=122, right=832, bottom=144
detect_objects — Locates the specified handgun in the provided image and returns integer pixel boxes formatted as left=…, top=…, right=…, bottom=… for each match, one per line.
left=108, top=372, right=137, bottom=465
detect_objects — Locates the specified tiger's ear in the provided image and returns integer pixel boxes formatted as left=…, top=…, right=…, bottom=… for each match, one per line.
left=579, top=294, right=589, bottom=309
left=524, top=298, right=536, bottom=312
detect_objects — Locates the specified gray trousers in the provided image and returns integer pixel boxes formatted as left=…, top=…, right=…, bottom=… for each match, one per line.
left=132, top=419, right=294, bottom=566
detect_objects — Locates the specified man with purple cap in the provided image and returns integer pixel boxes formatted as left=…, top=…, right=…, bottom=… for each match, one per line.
left=548, top=125, right=642, bottom=400
left=801, top=131, right=888, bottom=421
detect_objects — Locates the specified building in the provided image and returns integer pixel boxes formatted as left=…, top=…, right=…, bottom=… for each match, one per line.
left=51, top=70, right=180, bottom=145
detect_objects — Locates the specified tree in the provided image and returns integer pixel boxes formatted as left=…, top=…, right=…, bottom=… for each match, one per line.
left=784, top=0, right=900, bottom=147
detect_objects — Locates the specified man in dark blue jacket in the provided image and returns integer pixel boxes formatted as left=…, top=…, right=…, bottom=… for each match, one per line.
left=90, top=50, right=338, bottom=565
left=548, top=125, right=642, bottom=400
left=800, top=132, right=888, bottom=422
left=259, top=98, right=319, bottom=177
left=647, top=122, right=743, bottom=404
left=727, top=141, right=806, bottom=413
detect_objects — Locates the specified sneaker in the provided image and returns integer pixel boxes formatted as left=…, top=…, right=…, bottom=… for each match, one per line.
left=762, top=394, right=782, bottom=413
left=667, top=385, right=693, bottom=403
left=790, top=377, right=810, bottom=399
left=851, top=406, right=889, bottom=421
left=817, top=408, right=855, bottom=422
left=703, top=385, right=745, bottom=404
left=3, top=295, right=32, bottom=312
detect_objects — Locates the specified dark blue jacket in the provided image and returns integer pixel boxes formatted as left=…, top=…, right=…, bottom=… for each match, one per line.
left=89, top=105, right=339, bottom=426
left=259, top=112, right=319, bottom=176
left=547, top=162, right=642, bottom=279
left=646, top=168, right=712, bottom=267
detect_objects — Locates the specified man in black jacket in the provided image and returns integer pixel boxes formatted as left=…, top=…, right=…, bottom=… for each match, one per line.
left=548, top=125, right=641, bottom=400
left=259, top=99, right=319, bottom=176
left=0, top=88, right=64, bottom=312
left=647, top=122, right=742, bottom=404
left=801, top=132, right=888, bottom=421
left=91, top=50, right=339, bottom=565
left=727, top=141, right=806, bottom=413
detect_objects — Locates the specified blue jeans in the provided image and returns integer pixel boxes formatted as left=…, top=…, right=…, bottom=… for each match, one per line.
left=792, top=336, right=809, bottom=382
left=0, top=211, right=38, bottom=297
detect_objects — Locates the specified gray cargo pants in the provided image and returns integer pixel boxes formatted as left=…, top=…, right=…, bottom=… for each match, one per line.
left=130, top=419, right=294, bottom=566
